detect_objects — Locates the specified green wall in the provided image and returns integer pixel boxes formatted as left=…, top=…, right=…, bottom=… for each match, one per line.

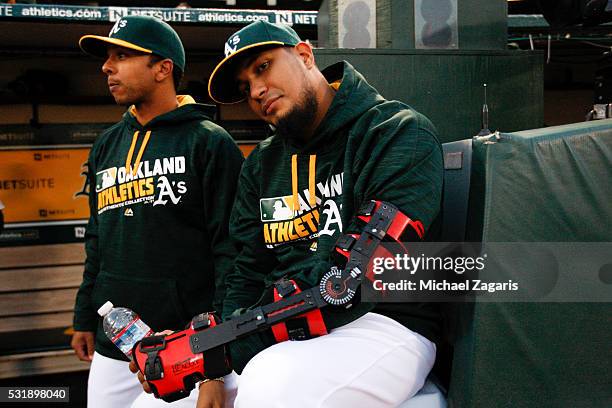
left=314, top=49, right=544, bottom=143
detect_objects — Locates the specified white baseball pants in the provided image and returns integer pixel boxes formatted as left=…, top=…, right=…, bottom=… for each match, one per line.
left=87, top=312, right=435, bottom=408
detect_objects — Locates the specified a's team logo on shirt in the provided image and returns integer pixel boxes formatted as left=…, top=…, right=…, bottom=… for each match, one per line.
left=259, top=172, right=344, bottom=248
left=96, top=168, right=117, bottom=192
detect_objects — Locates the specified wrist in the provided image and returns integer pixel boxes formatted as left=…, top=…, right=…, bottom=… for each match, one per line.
left=198, top=377, right=225, bottom=389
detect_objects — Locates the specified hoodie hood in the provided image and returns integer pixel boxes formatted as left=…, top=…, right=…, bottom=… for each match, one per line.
left=287, top=61, right=386, bottom=152
left=123, top=95, right=216, bottom=130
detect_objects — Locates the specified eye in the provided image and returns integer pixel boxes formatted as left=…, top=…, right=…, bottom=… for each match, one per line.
left=256, top=61, right=270, bottom=73
left=117, top=52, right=127, bottom=60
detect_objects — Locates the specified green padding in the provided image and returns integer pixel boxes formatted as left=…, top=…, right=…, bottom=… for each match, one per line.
left=448, top=120, right=612, bottom=408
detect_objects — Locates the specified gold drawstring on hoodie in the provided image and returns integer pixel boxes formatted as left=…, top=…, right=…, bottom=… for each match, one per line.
left=125, top=130, right=151, bottom=176
left=308, top=155, right=316, bottom=207
left=124, top=96, right=194, bottom=176
left=291, top=154, right=317, bottom=212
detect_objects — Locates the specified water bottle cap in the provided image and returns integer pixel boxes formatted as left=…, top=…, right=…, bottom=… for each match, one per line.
left=97, top=301, right=114, bottom=317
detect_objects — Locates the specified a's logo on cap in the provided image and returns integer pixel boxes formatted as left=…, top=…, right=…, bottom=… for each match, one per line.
left=109, top=19, right=127, bottom=37
left=224, top=35, right=241, bottom=57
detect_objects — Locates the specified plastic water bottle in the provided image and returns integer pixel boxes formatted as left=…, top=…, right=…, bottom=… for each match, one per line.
left=97, top=301, right=153, bottom=357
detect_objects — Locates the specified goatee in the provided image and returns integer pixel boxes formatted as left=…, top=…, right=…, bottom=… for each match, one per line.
left=275, top=86, right=318, bottom=141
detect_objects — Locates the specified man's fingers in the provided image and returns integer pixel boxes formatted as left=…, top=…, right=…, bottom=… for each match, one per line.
left=86, top=335, right=95, bottom=360
left=134, top=370, right=152, bottom=393
left=138, top=373, right=152, bottom=394
left=70, top=336, right=91, bottom=362
left=71, top=332, right=94, bottom=362
left=73, top=345, right=88, bottom=362
left=142, top=381, right=152, bottom=394
left=128, top=330, right=170, bottom=394
left=128, top=358, right=152, bottom=394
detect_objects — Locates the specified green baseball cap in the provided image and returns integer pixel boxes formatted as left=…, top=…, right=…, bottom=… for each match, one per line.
left=208, top=21, right=301, bottom=104
left=79, top=15, right=186, bottom=72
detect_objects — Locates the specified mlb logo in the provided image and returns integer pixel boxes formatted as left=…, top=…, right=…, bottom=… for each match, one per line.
left=34, top=153, right=42, bottom=161
left=96, top=167, right=117, bottom=192
left=260, top=196, right=294, bottom=222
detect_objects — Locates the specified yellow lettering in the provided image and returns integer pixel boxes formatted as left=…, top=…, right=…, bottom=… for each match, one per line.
left=110, top=186, right=120, bottom=204
left=136, top=179, right=145, bottom=197
left=97, top=191, right=105, bottom=210
left=263, top=224, right=271, bottom=244
left=303, top=211, right=317, bottom=231
left=294, top=216, right=307, bottom=237
left=288, top=220, right=299, bottom=240
left=103, top=188, right=112, bottom=205
left=269, top=223, right=278, bottom=243
left=119, top=183, right=127, bottom=202
left=277, top=222, right=289, bottom=242
left=126, top=181, right=135, bottom=200
left=144, top=177, right=154, bottom=195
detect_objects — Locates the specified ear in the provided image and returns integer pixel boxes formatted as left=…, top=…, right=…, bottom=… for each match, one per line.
left=294, top=42, right=315, bottom=69
left=154, top=59, right=174, bottom=83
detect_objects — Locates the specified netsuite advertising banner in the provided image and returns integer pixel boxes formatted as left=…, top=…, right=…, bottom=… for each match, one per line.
left=0, top=146, right=90, bottom=225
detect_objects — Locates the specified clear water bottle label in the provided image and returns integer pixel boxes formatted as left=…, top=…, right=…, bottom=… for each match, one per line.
left=111, top=318, right=153, bottom=356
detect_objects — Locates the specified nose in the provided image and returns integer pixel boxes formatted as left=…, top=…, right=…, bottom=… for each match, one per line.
left=249, top=77, right=267, bottom=101
left=102, top=57, right=114, bottom=75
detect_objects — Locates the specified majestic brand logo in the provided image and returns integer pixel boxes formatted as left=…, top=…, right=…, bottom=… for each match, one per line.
left=124, top=208, right=134, bottom=217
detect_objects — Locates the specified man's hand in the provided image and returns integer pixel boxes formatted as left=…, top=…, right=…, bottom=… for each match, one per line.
left=128, top=359, right=153, bottom=393
left=128, top=330, right=173, bottom=394
left=71, top=331, right=95, bottom=361
left=197, top=380, right=226, bottom=408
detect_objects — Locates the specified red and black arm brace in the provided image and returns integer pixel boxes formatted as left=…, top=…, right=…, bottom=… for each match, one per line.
left=133, top=200, right=424, bottom=402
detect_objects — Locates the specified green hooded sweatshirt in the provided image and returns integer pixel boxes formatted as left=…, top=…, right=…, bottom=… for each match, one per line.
left=73, top=96, right=244, bottom=361
left=224, top=62, right=444, bottom=373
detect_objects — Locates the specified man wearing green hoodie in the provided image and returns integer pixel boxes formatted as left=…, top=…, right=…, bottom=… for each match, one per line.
left=72, top=16, right=243, bottom=408
left=199, top=21, right=444, bottom=408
